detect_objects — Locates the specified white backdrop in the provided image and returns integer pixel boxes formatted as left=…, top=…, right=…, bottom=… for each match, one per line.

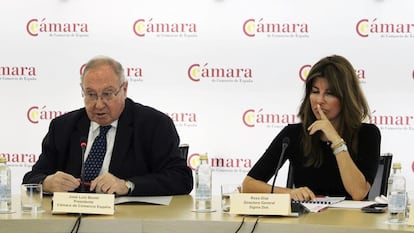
left=1, top=0, right=413, bottom=196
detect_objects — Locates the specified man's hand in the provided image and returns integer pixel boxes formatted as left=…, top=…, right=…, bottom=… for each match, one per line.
left=90, top=172, right=129, bottom=195
left=42, top=171, right=80, bottom=193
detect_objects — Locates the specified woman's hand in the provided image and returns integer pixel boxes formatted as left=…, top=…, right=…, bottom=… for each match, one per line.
left=289, top=187, right=316, bottom=201
left=307, top=104, right=341, bottom=143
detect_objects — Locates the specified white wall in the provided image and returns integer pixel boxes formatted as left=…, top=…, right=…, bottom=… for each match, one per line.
left=1, top=0, right=413, bottom=196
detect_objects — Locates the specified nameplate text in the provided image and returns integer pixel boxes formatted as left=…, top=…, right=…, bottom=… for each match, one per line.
left=230, top=193, right=291, bottom=216
left=52, top=192, right=114, bottom=215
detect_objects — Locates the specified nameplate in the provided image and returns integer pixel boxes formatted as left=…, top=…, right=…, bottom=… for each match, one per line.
left=52, top=192, right=114, bottom=215
left=230, top=193, right=291, bottom=216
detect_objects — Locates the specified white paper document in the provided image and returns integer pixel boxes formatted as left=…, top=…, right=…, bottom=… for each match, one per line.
left=294, top=196, right=346, bottom=213
left=295, top=196, right=345, bottom=205
left=329, top=200, right=375, bottom=209
left=114, top=196, right=172, bottom=206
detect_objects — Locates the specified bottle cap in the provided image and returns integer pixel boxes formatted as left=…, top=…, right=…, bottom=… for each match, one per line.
left=0, top=157, right=6, bottom=163
left=199, top=154, right=208, bottom=160
left=392, top=163, right=402, bottom=169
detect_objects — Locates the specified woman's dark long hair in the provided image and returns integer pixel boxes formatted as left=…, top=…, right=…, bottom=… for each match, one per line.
left=297, top=55, right=370, bottom=167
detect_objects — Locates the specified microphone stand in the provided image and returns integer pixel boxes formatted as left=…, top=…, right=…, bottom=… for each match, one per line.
left=270, top=137, right=290, bottom=194
left=80, top=139, right=87, bottom=193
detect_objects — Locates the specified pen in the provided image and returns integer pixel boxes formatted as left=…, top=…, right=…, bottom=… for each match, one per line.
left=80, top=181, right=91, bottom=186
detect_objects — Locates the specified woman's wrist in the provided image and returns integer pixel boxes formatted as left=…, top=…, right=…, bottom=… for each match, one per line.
left=330, top=138, right=345, bottom=149
left=329, top=137, right=348, bottom=155
left=331, top=138, right=348, bottom=155
left=333, top=143, right=348, bottom=155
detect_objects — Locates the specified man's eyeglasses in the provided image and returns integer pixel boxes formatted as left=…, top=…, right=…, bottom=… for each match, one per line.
left=82, top=83, right=124, bottom=103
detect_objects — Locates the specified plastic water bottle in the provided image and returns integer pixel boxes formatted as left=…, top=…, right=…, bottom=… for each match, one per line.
left=0, top=157, right=11, bottom=213
left=194, top=154, right=213, bottom=212
left=387, top=163, right=406, bottom=223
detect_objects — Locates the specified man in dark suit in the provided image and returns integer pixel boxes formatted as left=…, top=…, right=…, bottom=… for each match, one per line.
left=23, top=56, right=193, bottom=196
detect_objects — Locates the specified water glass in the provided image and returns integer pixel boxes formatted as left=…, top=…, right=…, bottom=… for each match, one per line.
left=21, top=184, right=44, bottom=214
left=221, top=184, right=240, bottom=212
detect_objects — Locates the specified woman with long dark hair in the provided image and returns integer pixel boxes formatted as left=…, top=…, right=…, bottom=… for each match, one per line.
left=242, top=55, right=381, bottom=201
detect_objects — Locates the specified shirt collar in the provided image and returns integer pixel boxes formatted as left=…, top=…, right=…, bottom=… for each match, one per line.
left=90, top=120, right=118, bottom=133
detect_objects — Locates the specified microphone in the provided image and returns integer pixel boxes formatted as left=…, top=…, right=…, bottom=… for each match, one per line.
left=270, top=137, right=290, bottom=194
left=80, top=137, right=87, bottom=193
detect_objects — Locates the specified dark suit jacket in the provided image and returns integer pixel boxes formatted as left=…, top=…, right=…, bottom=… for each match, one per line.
left=23, top=98, right=193, bottom=196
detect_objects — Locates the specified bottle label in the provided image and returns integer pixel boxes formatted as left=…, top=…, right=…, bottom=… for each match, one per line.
left=195, top=184, right=212, bottom=200
left=0, top=175, right=7, bottom=185
left=0, top=201, right=8, bottom=210
left=388, top=193, right=407, bottom=212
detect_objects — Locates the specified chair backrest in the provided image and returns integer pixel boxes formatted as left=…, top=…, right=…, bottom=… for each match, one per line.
left=367, top=153, right=393, bottom=200
left=286, top=153, right=393, bottom=201
left=178, top=144, right=189, bottom=160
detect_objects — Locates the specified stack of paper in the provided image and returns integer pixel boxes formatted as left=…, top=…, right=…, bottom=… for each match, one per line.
left=293, top=196, right=346, bottom=212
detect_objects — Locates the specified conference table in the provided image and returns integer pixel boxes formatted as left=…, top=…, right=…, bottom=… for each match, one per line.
left=1, top=195, right=414, bottom=233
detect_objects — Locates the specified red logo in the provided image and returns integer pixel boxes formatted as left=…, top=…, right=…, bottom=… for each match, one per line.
left=26, top=18, right=89, bottom=37
left=242, top=108, right=297, bottom=128
left=0, top=65, right=37, bottom=81
left=187, top=63, right=253, bottom=82
left=356, top=18, right=414, bottom=38
left=371, top=110, right=414, bottom=127
left=133, top=18, right=197, bottom=37
left=165, top=112, right=198, bottom=128
left=27, top=106, right=66, bottom=124
left=242, top=18, right=309, bottom=37
left=298, top=64, right=311, bottom=82
left=0, top=153, right=38, bottom=165
left=187, top=153, right=252, bottom=171
left=298, top=64, right=366, bottom=82
left=80, top=64, right=143, bottom=81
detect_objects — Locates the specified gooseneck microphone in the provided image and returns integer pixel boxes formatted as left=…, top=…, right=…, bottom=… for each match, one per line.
left=270, top=137, right=290, bottom=194
left=80, top=137, right=87, bottom=193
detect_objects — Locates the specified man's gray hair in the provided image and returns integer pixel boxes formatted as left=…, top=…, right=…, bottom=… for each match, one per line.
left=80, top=56, right=126, bottom=84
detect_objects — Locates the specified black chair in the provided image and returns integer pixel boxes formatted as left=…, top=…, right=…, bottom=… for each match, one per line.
left=286, top=153, right=393, bottom=200
left=367, top=153, right=392, bottom=200
left=179, top=144, right=189, bottom=160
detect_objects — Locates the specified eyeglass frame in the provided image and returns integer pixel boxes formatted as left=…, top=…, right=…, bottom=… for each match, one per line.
left=81, top=82, right=125, bottom=103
